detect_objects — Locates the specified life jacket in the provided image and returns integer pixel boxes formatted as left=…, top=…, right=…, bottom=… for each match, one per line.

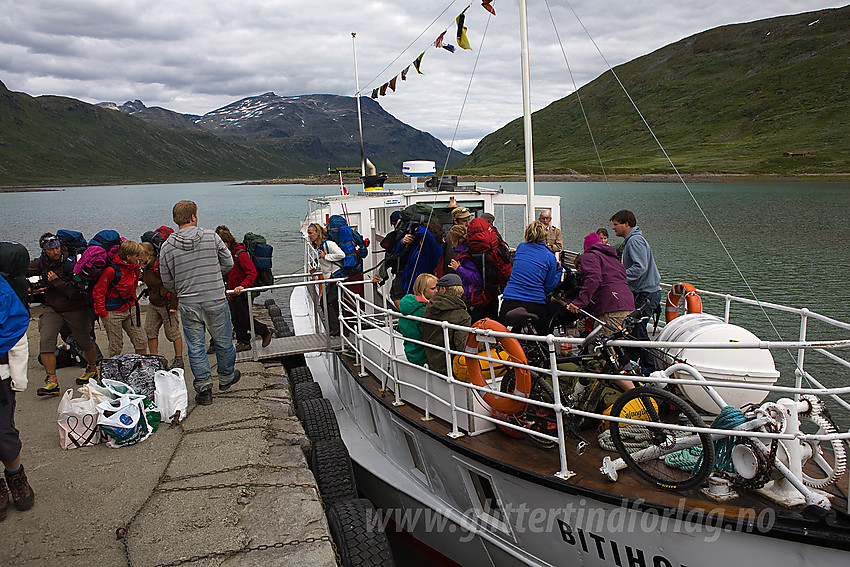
left=242, top=232, right=274, bottom=286
left=326, top=215, right=369, bottom=277
left=464, top=218, right=512, bottom=293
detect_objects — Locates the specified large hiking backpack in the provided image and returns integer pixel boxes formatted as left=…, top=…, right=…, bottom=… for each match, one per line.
left=326, top=215, right=369, bottom=277
left=398, top=203, right=433, bottom=233
left=56, top=230, right=88, bottom=257
left=242, top=232, right=274, bottom=286
left=141, top=226, right=174, bottom=258
left=466, top=218, right=512, bottom=292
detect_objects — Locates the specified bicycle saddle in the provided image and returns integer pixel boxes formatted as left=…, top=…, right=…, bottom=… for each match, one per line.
left=505, top=307, right=537, bottom=329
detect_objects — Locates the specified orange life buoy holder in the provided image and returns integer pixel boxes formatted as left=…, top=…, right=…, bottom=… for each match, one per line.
left=463, top=318, right=532, bottom=416
left=665, top=282, right=702, bottom=323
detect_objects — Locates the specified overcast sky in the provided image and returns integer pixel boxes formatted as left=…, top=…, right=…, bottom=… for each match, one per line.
left=0, top=1, right=843, bottom=154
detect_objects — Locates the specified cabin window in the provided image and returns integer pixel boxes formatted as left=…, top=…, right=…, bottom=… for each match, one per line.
left=467, top=470, right=504, bottom=523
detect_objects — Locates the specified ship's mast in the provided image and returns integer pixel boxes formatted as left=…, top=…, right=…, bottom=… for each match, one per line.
left=519, top=0, right=535, bottom=225
left=352, top=32, right=366, bottom=177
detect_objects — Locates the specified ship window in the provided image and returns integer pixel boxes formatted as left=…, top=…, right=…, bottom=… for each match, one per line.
left=469, top=471, right=503, bottom=522
left=402, top=429, right=425, bottom=474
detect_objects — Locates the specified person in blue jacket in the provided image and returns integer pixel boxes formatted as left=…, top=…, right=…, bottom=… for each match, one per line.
left=499, top=221, right=562, bottom=334
left=0, top=242, right=36, bottom=519
left=395, top=221, right=442, bottom=298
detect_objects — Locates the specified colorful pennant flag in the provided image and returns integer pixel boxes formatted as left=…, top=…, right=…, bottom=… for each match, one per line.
left=388, top=76, right=397, bottom=92
left=481, top=0, right=495, bottom=16
left=371, top=88, right=378, bottom=99
left=413, top=52, right=424, bottom=74
left=401, top=66, right=409, bottom=80
left=380, top=83, right=388, bottom=96
left=435, top=31, right=447, bottom=48
left=456, top=9, right=472, bottom=50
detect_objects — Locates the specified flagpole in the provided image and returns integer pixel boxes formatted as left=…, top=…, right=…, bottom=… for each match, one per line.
left=519, top=0, right=535, bottom=226
left=352, top=32, right=366, bottom=178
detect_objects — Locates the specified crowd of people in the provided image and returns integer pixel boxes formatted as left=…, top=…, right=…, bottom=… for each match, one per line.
left=373, top=207, right=662, bottom=382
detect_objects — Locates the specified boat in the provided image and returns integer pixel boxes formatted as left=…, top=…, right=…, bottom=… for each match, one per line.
left=281, top=5, right=850, bottom=566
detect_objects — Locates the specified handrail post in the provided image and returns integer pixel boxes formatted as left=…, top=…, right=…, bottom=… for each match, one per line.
left=549, top=335, right=574, bottom=479
left=724, top=294, right=732, bottom=324
left=796, top=309, right=809, bottom=398
left=356, top=294, right=367, bottom=376
left=387, top=309, right=403, bottom=405
left=444, top=322, right=463, bottom=438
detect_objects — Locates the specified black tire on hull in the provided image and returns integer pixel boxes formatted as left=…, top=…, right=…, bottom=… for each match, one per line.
left=311, top=438, right=358, bottom=507
left=326, top=498, right=395, bottom=567
left=300, top=397, right=341, bottom=442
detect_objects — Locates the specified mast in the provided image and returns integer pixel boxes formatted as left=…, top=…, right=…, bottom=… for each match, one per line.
left=519, top=0, right=535, bottom=225
left=352, top=32, right=366, bottom=177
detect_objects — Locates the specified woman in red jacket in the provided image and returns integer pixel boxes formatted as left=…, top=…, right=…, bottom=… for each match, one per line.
left=92, top=240, right=147, bottom=358
left=215, top=227, right=272, bottom=352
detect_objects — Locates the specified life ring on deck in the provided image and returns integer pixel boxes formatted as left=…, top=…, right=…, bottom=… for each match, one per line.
left=464, top=318, right=532, bottom=416
left=665, top=282, right=702, bottom=323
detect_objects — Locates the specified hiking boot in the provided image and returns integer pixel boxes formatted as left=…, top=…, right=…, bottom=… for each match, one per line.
left=5, top=466, right=34, bottom=512
left=219, top=369, right=241, bottom=391
left=37, top=375, right=60, bottom=397
left=261, top=332, right=272, bottom=348
left=0, top=478, right=8, bottom=521
left=235, top=342, right=251, bottom=352
left=76, top=365, right=98, bottom=385
left=195, top=389, right=213, bottom=406
left=170, top=356, right=184, bottom=369
left=206, top=343, right=216, bottom=354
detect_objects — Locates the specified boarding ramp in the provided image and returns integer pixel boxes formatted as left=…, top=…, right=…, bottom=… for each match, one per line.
left=232, top=273, right=346, bottom=362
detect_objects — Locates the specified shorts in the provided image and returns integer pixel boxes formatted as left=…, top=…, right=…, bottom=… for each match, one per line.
left=144, top=303, right=181, bottom=342
left=104, top=309, right=148, bottom=357
left=39, top=306, right=95, bottom=354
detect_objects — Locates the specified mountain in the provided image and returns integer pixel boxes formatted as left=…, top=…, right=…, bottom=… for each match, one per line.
left=456, top=6, right=850, bottom=176
left=0, top=87, right=463, bottom=187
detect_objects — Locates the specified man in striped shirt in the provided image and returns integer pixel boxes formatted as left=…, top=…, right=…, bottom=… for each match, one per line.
left=160, top=200, right=238, bottom=406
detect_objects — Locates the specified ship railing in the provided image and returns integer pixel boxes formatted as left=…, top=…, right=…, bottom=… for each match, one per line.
left=334, top=281, right=850, bottom=483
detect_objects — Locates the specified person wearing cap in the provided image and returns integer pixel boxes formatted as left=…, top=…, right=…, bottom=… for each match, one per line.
left=538, top=210, right=562, bottom=255
left=27, top=233, right=101, bottom=396
left=440, top=206, right=473, bottom=276
left=499, top=221, right=562, bottom=335
left=420, top=273, right=471, bottom=375
left=481, top=212, right=496, bottom=226
left=567, top=233, right=634, bottom=329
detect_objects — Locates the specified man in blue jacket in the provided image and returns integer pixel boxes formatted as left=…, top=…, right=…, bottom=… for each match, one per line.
left=610, top=210, right=661, bottom=367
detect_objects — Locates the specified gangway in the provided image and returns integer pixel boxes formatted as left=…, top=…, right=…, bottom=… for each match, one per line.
left=231, top=273, right=344, bottom=362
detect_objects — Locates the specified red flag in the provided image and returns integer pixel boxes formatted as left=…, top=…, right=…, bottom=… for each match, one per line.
left=380, top=83, right=388, bottom=96
left=388, top=76, right=397, bottom=92
left=481, top=0, right=495, bottom=15
left=401, top=66, right=409, bottom=80
left=435, top=31, right=447, bottom=48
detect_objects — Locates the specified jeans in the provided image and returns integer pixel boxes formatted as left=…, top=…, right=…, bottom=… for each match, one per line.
left=179, top=299, right=236, bottom=393
left=631, top=290, right=662, bottom=369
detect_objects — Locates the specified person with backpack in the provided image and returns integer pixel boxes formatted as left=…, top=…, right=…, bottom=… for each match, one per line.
left=215, top=226, right=273, bottom=350
left=394, top=220, right=442, bottom=301
left=27, top=233, right=100, bottom=395
left=92, top=240, right=147, bottom=358
left=447, top=224, right=497, bottom=323
left=499, top=221, right=562, bottom=335
left=307, top=222, right=346, bottom=336
left=0, top=244, right=36, bottom=519
left=139, top=242, right=183, bottom=369
left=160, top=200, right=238, bottom=406
left=325, top=215, right=368, bottom=301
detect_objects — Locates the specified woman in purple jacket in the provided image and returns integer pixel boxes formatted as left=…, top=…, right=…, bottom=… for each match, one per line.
left=567, top=233, right=635, bottom=330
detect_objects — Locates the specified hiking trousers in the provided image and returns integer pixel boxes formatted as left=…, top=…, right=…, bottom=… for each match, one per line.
left=230, top=293, right=269, bottom=344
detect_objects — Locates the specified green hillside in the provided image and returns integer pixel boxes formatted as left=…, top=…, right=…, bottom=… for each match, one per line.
left=455, top=6, right=850, bottom=176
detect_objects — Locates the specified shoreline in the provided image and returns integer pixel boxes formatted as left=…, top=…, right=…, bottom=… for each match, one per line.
left=3, top=172, right=850, bottom=192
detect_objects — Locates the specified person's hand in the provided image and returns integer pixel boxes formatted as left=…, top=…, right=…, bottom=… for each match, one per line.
left=449, top=259, right=460, bottom=271
left=371, top=274, right=382, bottom=284
left=169, top=309, right=177, bottom=313
left=402, top=234, right=414, bottom=245
left=234, top=285, right=244, bottom=296
left=567, top=302, right=579, bottom=314
left=319, top=249, right=326, bottom=259
left=100, top=313, right=108, bottom=320
left=46, top=270, right=58, bottom=282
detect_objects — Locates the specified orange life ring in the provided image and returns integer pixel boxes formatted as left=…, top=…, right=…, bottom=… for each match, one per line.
left=463, top=318, right=532, bottom=416
left=665, top=282, right=702, bottom=323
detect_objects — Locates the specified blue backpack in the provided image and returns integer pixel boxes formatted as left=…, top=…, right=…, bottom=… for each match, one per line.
left=326, top=215, right=368, bottom=277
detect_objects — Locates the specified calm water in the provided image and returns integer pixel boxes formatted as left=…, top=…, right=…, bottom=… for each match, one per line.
left=2, top=179, right=849, bottom=385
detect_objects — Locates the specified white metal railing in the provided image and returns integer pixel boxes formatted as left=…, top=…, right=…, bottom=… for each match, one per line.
left=329, top=281, right=850, bottom=490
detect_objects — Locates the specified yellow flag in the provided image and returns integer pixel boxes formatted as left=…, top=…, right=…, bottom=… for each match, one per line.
left=456, top=9, right=472, bottom=50
left=413, top=52, right=424, bottom=74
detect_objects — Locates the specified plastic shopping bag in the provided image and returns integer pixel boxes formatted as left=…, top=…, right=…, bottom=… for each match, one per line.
left=102, top=378, right=136, bottom=397
left=78, top=380, right=114, bottom=405
left=58, top=389, right=101, bottom=449
left=154, top=368, right=188, bottom=424
left=96, top=394, right=152, bottom=448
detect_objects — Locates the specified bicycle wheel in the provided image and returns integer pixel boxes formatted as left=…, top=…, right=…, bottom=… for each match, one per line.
left=608, top=386, right=714, bottom=490
left=501, top=371, right=557, bottom=449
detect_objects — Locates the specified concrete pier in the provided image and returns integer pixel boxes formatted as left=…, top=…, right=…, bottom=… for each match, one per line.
left=4, top=306, right=336, bottom=567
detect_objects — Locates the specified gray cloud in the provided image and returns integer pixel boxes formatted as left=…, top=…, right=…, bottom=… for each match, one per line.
left=0, top=0, right=842, bottom=155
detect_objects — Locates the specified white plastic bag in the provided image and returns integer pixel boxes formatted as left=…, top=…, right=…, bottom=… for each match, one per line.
left=154, top=368, right=188, bottom=423
left=58, top=388, right=101, bottom=449
left=78, top=380, right=114, bottom=405
left=96, top=394, right=152, bottom=448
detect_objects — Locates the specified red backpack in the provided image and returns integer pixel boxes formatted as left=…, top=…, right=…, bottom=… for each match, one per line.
left=464, top=218, right=512, bottom=293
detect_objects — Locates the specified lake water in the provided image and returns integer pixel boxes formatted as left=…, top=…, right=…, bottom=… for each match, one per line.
left=2, top=179, right=849, bottom=389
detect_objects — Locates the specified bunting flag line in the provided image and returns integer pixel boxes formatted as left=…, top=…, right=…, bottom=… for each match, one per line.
left=413, top=52, right=425, bottom=74
left=481, top=0, right=495, bottom=16
left=388, top=76, right=397, bottom=92
left=456, top=8, right=472, bottom=50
